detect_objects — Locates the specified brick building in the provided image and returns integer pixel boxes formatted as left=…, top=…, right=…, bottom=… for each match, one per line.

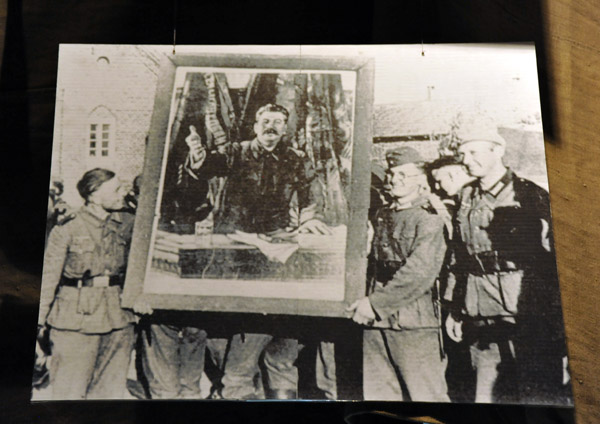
left=50, top=45, right=549, bottom=206
left=51, top=45, right=166, bottom=206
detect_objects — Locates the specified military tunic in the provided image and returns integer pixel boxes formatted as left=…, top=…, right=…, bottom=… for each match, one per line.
left=38, top=205, right=136, bottom=399
left=455, top=170, right=523, bottom=318
left=449, top=169, right=569, bottom=403
left=363, top=195, right=449, bottom=401
left=180, top=138, right=320, bottom=234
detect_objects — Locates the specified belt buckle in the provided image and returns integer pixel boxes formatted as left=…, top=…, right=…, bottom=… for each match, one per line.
left=93, top=276, right=110, bottom=288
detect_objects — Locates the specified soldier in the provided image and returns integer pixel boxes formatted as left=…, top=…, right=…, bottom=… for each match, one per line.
left=425, top=156, right=476, bottom=401
left=37, top=168, right=137, bottom=399
left=445, top=125, right=569, bottom=403
left=427, top=155, right=475, bottom=201
left=121, top=175, right=208, bottom=400
left=139, top=321, right=208, bottom=399
left=348, top=147, right=450, bottom=402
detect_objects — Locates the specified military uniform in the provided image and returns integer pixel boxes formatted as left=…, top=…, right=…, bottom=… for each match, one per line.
left=38, top=205, right=136, bottom=399
left=177, top=137, right=320, bottom=234
left=141, top=322, right=207, bottom=399
left=449, top=169, right=568, bottom=403
left=364, top=194, right=449, bottom=401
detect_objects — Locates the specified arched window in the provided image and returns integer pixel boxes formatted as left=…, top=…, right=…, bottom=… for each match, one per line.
left=87, top=106, right=116, bottom=159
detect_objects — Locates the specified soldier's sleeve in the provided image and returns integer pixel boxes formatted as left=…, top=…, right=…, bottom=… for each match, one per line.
left=523, top=181, right=567, bottom=354
left=369, top=213, right=447, bottom=320
left=38, top=223, right=70, bottom=326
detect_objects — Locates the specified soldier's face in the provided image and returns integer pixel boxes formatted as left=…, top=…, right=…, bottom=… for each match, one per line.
left=254, top=111, right=287, bottom=150
left=458, top=141, right=503, bottom=178
left=386, top=163, right=424, bottom=199
left=432, top=164, right=473, bottom=196
left=90, top=177, right=125, bottom=211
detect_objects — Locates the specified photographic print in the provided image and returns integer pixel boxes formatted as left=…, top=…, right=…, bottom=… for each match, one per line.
left=121, top=56, right=374, bottom=315
left=34, top=44, right=571, bottom=405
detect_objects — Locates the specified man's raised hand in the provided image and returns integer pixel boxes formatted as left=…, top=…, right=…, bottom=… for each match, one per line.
left=185, top=125, right=206, bottom=168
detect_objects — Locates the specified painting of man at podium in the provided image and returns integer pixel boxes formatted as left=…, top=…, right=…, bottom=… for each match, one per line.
left=131, top=62, right=367, bottom=308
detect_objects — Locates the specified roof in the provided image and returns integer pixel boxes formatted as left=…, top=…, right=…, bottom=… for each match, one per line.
left=374, top=102, right=457, bottom=138
left=373, top=102, right=543, bottom=139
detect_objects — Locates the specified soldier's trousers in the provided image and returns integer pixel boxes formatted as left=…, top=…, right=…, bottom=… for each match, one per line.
left=363, top=328, right=449, bottom=401
left=49, top=325, right=134, bottom=399
left=142, top=324, right=207, bottom=399
left=316, top=341, right=337, bottom=400
left=220, top=333, right=298, bottom=399
left=469, top=339, right=517, bottom=403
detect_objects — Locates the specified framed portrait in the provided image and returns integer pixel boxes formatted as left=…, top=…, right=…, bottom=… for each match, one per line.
left=121, top=54, right=374, bottom=317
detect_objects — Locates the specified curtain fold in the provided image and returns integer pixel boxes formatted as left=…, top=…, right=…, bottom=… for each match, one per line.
left=162, top=71, right=353, bottom=230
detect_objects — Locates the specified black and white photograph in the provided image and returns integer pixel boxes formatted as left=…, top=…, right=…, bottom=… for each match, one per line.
left=121, top=56, right=374, bottom=315
left=34, top=44, right=572, bottom=405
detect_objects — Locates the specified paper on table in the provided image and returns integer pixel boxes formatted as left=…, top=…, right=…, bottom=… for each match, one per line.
left=227, top=230, right=299, bottom=263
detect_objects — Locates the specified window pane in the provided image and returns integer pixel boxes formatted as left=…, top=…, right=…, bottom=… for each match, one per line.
left=102, top=141, right=108, bottom=148
left=90, top=133, right=96, bottom=139
left=102, top=124, right=110, bottom=131
left=90, top=124, right=97, bottom=131
left=90, top=150, right=96, bottom=156
left=102, top=132, right=109, bottom=139
left=90, top=141, right=96, bottom=148
left=102, top=150, right=108, bottom=157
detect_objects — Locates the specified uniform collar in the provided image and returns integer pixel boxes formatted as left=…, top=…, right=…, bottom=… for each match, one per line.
left=80, top=204, right=123, bottom=227
left=250, top=138, right=283, bottom=161
left=390, top=194, right=429, bottom=211
left=479, top=168, right=513, bottom=198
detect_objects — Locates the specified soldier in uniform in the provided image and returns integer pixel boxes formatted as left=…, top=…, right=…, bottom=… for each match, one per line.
left=38, top=168, right=136, bottom=399
left=348, top=147, right=450, bottom=402
left=445, top=125, right=569, bottom=403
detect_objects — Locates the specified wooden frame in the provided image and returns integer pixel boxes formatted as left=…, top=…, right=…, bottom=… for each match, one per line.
left=121, top=53, right=374, bottom=317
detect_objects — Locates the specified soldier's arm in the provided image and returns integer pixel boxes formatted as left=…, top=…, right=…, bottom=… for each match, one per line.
left=38, top=224, right=70, bottom=326
left=369, top=214, right=447, bottom=320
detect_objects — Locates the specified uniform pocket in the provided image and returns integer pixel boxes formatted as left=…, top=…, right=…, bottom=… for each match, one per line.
left=497, top=271, right=523, bottom=314
left=390, top=294, right=438, bottom=330
left=67, top=238, right=96, bottom=274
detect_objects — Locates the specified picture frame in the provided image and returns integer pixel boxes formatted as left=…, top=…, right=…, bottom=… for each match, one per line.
left=121, top=53, right=375, bottom=317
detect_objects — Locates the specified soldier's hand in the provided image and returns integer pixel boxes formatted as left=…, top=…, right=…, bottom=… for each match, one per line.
left=132, top=297, right=154, bottom=316
left=298, top=219, right=332, bottom=235
left=36, top=324, right=52, bottom=356
left=346, top=297, right=376, bottom=326
left=445, top=315, right=463, bottom=343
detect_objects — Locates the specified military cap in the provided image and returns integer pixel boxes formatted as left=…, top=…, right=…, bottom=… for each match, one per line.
left=385, top=146, right=424, bottom=168
left=455, top=123, right=506, bottom=148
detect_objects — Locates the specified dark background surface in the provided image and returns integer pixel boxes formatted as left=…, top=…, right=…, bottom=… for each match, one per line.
left=0, top=0, right=597, bottom=423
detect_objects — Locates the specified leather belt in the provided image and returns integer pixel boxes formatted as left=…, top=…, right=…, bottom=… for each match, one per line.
left=468, top=251, right=519, bottom=275
left=60, top=275, right=122, bottom=288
